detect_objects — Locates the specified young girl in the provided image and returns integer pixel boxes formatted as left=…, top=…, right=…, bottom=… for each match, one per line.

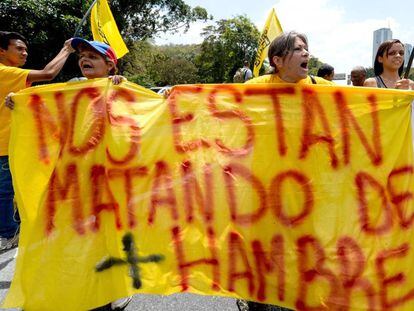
left=364, top=39, right=414, bottom=89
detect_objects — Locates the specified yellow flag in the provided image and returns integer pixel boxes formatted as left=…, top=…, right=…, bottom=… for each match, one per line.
left=253, top=8, right=283, bottom=77
left=91, top=0, right=129, bottom=58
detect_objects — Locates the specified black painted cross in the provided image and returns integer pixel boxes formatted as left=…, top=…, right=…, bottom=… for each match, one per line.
left=95, top=232, right=164, bottom=289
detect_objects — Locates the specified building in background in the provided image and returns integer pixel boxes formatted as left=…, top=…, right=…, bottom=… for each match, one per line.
left=405, top=43, right=413, bottom=67
left=372, top=28, right=392, bottom=66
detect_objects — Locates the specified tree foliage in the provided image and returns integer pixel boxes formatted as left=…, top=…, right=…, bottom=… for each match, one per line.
left=406, top=68, right=414, bottom=80
left=122, top=15, right=261, bottom=86
left=195, top=15, right=260, bottom=83
left=308, top=57, right=324, bottom=76
left=109, top=0, right=210, bottom=40
left=365, top=67, right=375, bottom=78
left=0, top=0, right=86, bottom=75
left=0, top=0, right=209, bottom=80
left=121, top=40, right=161, bottom=87
left=155, top=45, right=200, bottom=85
left=123, top=41, right=200, bottom=87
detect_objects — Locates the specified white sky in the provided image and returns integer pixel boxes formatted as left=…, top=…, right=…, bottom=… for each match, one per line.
left=156, top=0, right=414, bottom=75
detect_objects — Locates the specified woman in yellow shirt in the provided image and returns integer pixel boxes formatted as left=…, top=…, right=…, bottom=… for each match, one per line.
left=246, top=31, right=334, bottom=86
left=241, top=31, right=331, bottom=311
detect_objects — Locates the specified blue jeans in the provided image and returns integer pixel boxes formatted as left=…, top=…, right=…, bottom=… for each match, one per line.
left=0, top=156, right=19, bottom=238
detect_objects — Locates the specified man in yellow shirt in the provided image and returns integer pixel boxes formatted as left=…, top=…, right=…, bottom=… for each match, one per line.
left=0, top=31, right=74, bottom=251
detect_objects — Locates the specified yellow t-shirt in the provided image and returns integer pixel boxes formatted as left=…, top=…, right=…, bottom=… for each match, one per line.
left=245, top=74, right=334, bottom=85
left=0, top=63, right=30, bottom=156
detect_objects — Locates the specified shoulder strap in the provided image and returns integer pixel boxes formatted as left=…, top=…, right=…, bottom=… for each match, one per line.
left=375, top=76, right=387, bottom=88
left=309, top=75, right=317, bottom=84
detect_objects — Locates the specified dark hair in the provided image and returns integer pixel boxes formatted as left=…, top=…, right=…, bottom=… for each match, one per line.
left=268, top=31, right=308, bottom=73
left=317, top=63, right=334, bottom=78
left=109, top=64, right=118, bottom=75
left=0, top=31, right=27, bottom=50
left=374, top=39, right=404, bottom=76
left=243, top=60, right=249, bottom=67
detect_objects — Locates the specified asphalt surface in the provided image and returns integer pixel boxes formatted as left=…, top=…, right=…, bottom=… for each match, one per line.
left=0, top=247, right=239, bottom=311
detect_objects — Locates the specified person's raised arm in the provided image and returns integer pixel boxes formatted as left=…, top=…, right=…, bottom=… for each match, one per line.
left=27, top=39, right=74, bottom=83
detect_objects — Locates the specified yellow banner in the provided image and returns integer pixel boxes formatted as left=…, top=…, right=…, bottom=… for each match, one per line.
left=4, top=80, right=414, bottom=311
left=253, top=8, right=283, bottom=77
left=91, top=0, right=129, bottom=58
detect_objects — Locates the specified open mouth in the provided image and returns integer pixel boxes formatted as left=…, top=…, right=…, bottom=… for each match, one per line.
left=82, top=64, right=93, bottom=69
left=300, top=61, right=308, bottom=69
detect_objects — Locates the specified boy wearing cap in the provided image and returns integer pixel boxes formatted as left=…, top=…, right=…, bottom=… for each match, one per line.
left=71, top=38, right=130, bottom=311
left=5, top=38, right=123, bottom=110
left=5, top=37, right=129, bottom=310
left=6, top=37, right=129, bottom=310
left=70, top=38, right=121, bottom=82
left=0, top=31, right=74, bottom=251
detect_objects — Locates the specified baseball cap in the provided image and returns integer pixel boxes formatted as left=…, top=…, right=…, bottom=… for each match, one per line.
left=71, top=37, right=117, bottom=65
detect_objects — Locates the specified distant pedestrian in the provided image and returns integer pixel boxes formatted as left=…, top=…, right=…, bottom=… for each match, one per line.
left=233, top=60, right=253, bottom=83
left=242, top=60, right=253, bottom=81
left=317, top=63, right=335, bottom=81
left=350, top=66, right=366, bottom=86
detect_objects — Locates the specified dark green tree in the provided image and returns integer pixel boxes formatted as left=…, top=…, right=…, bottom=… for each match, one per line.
left=195, top=15, right=260, bottom=83
left=155, top=56, right=199, bottom=85
left=121, top=40, right=161, bottom=87
left=0, top=0, right=87, bottom=78
left=0, top=0, right=209, bottom=81
left=366, top=67, right=375, bottom=78
left=154, top=44, right=200, bottom=85
left=122, top=41, right=201, bottom=87
left=109, top=0, right=210, bottom=40
left=308, top=57, right=323, bottom=76
left=407, top=68, right=414, bottom=80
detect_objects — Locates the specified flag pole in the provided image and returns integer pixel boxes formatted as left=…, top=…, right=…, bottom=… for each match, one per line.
left=74, top=0, right=98, bottom=37
left=404, top=46, right=414, bottom=79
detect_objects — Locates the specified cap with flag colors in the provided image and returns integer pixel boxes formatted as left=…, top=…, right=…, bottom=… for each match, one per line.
left=253, top=8, right=283, bottom=77
left=71, top=37, right=118, bottom=64
left=90, top=0, right=129, bottom=58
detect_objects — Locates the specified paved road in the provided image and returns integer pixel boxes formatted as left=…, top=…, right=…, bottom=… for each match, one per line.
left=0, top=248, right=18, bottom=311
left=0, top=247, right=239, bottom=311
